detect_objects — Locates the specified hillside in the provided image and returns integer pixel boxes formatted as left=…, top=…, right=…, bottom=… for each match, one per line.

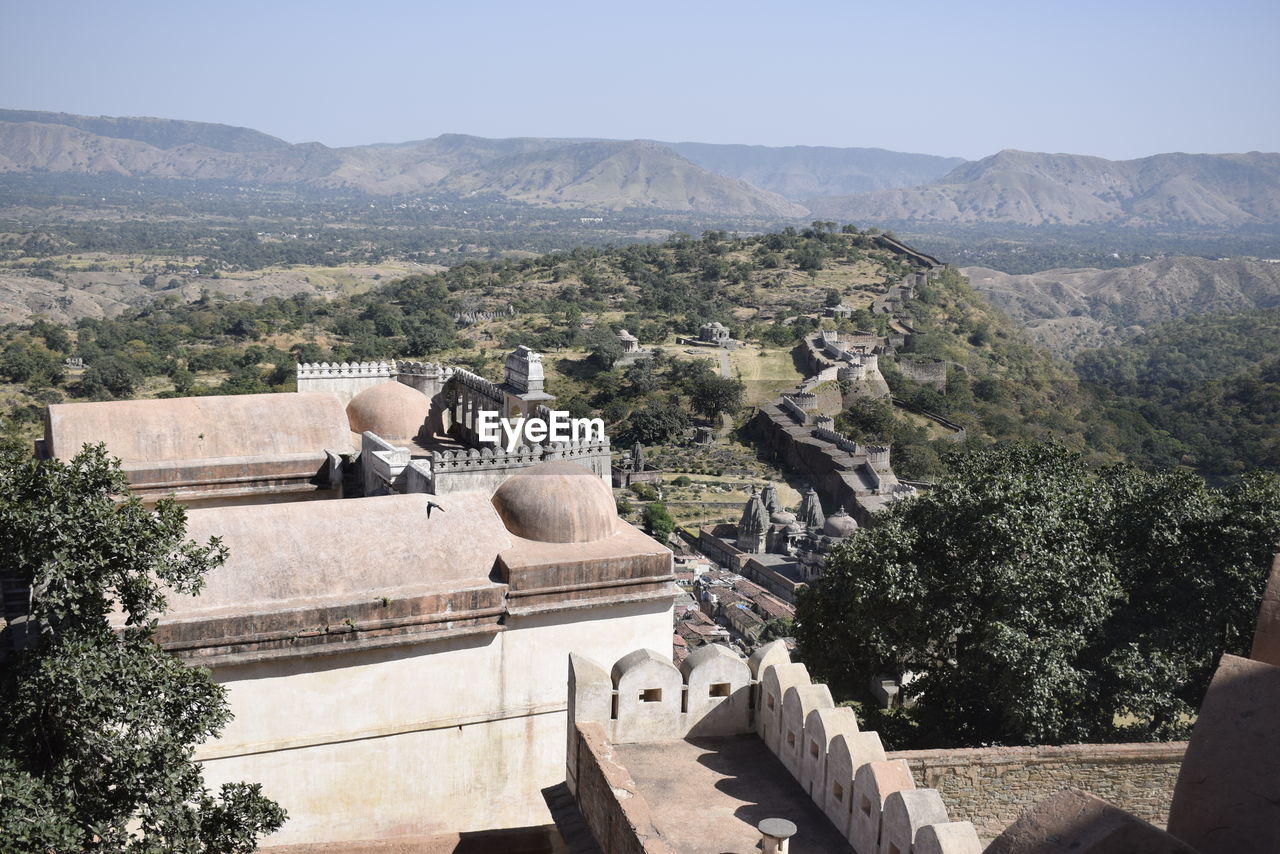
left=1075, top=307, right=1280, bottom=476
left=665, top=142, right=963, bottom=200
left=0, top=228, right=1133, bottom=483
left=808, top=149, right=1280, bottom=228
left=963, top=257, right=1280, bottom=354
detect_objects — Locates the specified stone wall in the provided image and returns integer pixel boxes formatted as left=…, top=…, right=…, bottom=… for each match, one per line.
left=888, top=742, right=1187, bottom=842
left=572, top=722, right=674, bottom=854
left=896, top=357, right=948, bottom=391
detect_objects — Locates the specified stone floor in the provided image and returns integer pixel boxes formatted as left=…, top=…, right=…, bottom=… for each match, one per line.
left=613, top=734, right=854, bottom=853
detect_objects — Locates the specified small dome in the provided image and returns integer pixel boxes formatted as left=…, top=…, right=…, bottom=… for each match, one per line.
left=346, top=381, right=431, bottom=440
left=822, top=508, right=858, bottom=538
left=785, top=520, right=805, bottom=534
left=771, top=509, right=797, bottom=526
left=492, top=460, right=617, bottom=543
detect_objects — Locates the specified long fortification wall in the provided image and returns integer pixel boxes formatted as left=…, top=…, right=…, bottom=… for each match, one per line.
left=888, top=743, right=1186, bottom=843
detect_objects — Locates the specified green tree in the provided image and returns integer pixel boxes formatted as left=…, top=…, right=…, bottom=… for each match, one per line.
left=622, top=400, right=691, bottom=446
left=586, top=325, right=623, bottom=370
left=795, top=442, right=1280, bottom=748
left=690, top=374, right=745, bottom=420
left=642, top=501, right=676, bottom=541
left=0, top=442, right=286, bottom=851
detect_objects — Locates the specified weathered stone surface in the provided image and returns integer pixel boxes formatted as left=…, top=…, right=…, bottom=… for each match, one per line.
left=850, top=760, right=915, bottom=854
left=914, top=821, right=983, bottom=854
left=985, top=788, right=1197, bottom=853
left=611, top=649, right=684, bottom=742
left=1167, top=653, right=1280, bottom=854
left=46, top=391, right=351, bottom=463
left=492, top=459, right=618, bottom=543
left=879, top=789, right=949, bottom=854
left=345, top=380, right=431, bottom=440
left=1249, top=554, right=1280, bottom=667
left=679, top=644, right=752, bottom=737
left=889, top=742, right=1185, bottom=841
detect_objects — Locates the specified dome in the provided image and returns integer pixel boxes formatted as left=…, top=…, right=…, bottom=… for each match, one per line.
left=785, top=520, right=805, bottom=534
left=822, top=508, right=859, bottom=538
left=346, top=381, right=431, bottom=440
left=770, top=509, right=797, bottom=526
left=491, top=460, right=617, bottom=543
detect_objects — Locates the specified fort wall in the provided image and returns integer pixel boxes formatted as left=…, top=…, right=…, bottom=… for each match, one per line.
left=897, top=358, right=948, bottom=391
left=889, top=743, right=1186, bottom=842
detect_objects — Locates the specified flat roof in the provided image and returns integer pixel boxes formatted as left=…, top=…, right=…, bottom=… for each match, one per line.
left=613, top=735, right=852, bottom=853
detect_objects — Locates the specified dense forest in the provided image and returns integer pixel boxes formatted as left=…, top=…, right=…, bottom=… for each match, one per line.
left=1076, top=307, right=1280, bottom=478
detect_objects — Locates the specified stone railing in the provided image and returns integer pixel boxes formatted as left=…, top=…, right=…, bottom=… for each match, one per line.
left=569, top=640, right=981, bottom=853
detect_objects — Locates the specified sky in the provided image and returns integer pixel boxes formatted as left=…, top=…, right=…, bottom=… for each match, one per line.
left=1, top=0, right=1277, bottom=161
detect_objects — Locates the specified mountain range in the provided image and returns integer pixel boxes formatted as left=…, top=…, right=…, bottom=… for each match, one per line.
left=808, top=149, right=1280, bottom=228
left=2, top=110, right=1279, bottom=228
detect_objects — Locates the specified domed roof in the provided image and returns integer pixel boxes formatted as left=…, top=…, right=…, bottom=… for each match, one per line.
left=822, top=508, right=858, bottom=538
left=785, top=520, right=805, bottom=534
left=491, top=460, right=617, bottom=543
left=771, top=509, right=797, bottom=526
left=346, top=381, right=431, bottom=440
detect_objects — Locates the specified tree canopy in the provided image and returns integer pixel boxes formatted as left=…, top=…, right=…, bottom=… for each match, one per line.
left=0, top=442, right=286, bottom=852
left=795, top=442, right=1280, bottom=748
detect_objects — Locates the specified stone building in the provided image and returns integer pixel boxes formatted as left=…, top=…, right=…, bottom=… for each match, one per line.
left=40, top=345, right=610, bottom=507
left=698, top=320, right=732, bottom=346
left=30, top=344, right=676, bottom=851
left=700, top=483, right=859, bottom=603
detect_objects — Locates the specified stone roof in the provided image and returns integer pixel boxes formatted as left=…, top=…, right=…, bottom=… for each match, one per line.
left=169, top=491, right=509, bottom=622
left=45, top=392, right=351, bottom=464
left=738, top=488, right=769, bottom=534
left=823, top=507, right=859, bottom=538
left=798, top=488, right=825, bottom=529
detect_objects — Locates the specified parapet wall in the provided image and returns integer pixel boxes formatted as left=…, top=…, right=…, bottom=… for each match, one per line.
left=296, top=360, right=450, bottom=403
left=569, top=642, right=982, bottom=853
left=889, top=742, right=1186, bottom=842
left=421, top=439, right=610, bottom=495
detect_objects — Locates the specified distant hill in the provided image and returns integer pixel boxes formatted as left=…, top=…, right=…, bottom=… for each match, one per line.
left=963, top=256, right=1280, bottom=354
left=663, top=142, right=963, bottom=200
left=0, top=109, right=291, bottom=153
left=0, top=111, right=805, bottom=217
left=809, top=149, right=1280, bottom=228
left=438, top=140, right=808, bottom=217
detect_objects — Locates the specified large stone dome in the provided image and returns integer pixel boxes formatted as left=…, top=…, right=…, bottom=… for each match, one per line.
left=822, top=507, right=858, bottom=538
left=491, top=460, right=617, bottom=543
left=345, top=381, right=431, bottom=440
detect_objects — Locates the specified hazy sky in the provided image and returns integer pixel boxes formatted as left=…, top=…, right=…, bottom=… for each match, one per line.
left=2, top=0, right=1276, bottom=160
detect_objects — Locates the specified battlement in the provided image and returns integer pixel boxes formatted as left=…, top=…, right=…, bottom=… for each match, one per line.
left=448, top=366, right=504, bottom=403
left=296, top=361, right=396, bottom=380
left=568, top=641, right=981, bottom=853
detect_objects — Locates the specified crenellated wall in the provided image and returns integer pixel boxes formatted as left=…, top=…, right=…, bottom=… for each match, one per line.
left=411, top=438, right=611, bottom=495
left=568, top=641, right=982, bottom=853
left=295, top=360, right=451, bottom=404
